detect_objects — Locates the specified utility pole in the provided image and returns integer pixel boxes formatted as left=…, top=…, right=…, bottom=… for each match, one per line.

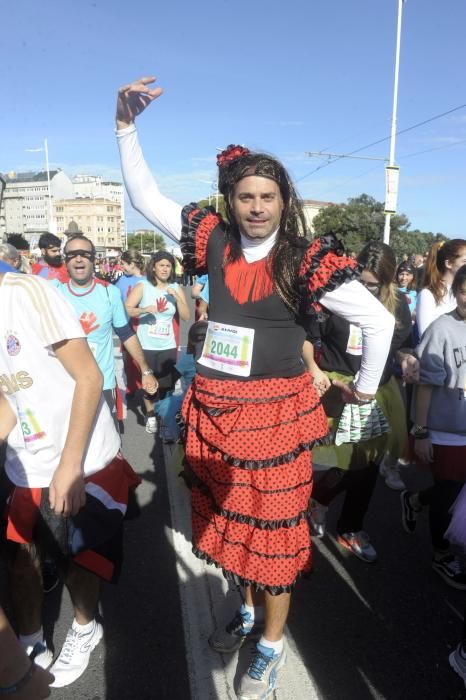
left=384, top=0, right=404, bottom=245
left=26, top=139, right=55, bottom=233
left=44, top=139, right=53, bottom=232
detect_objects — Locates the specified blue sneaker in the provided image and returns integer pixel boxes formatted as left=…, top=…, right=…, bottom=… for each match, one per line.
left=449, top=644, right=466, bottom=687
left=237, top=642, right=287, bottom=699
left=209, top=607, right=263, bottom=653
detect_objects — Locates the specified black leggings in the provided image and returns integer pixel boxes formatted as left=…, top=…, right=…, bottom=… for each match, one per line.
left=312, top=462, right=379, bottom=534
left=418, top=480, right=463, bottom=552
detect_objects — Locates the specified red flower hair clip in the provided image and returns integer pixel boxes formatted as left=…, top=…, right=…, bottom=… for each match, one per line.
left=216, top=144, right=250, bottom=168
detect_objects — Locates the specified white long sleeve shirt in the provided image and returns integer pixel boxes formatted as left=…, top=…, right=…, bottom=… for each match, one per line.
left=116, top=125, right=394, bottom=395
left=416, top=286, right=456, bottom=338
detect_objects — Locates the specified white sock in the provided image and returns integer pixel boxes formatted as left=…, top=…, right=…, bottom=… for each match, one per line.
left=240, top=602, right=265, bottom=624
left=19, top=629, right=44, bottom=652
left=72, top=619, right=95, bottom=634
left=259, top=635, right=283, bottom=654
left=241, top=602, right=255, bottom=619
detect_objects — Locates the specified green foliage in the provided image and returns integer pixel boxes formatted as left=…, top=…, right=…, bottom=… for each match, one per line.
left=7, top=233, right=29, bottom=250
left=198, top=196, right=227, bottom=219
left=312, top=194, right=446, bottom=259
left=127, top=231, right=166, bottom=254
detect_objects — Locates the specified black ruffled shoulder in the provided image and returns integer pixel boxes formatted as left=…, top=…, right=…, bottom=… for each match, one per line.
left=298, top=233, right=361, bottom=315
left=180, top=203, right=224, bottom=275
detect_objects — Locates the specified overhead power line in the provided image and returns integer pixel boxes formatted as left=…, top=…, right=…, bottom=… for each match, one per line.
left=311, top=135, right=466, bottom=199
left=297, top=102, right=466, bottom=183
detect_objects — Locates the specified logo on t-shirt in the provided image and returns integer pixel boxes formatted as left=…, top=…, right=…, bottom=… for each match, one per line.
left=156, top=297, right=169, bottom=313
left=6, top=334, right=21, bottom=356
left=79, top=311, right=100, bottom=335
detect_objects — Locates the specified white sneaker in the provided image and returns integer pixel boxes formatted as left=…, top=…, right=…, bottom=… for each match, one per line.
left=309, top=498, right=328, bottom=538
left=379, top=461, right=406, bottom=491
left=25, top=641, right=53, bottom=669
left=145, top=416, right=157, bottom=434
left=50, top=620, right=103, bottom=688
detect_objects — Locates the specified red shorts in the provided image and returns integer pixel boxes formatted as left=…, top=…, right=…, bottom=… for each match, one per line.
left=3, top=453, right=140, bottom=583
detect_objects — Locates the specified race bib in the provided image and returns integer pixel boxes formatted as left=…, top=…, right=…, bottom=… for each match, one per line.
left=199, top=321, right=255, bottom=377
left=148, top=320, right=172, bottom=338
left=346, top=324, right=363, bottom=356
left=18, top=407, right=52, bottom=453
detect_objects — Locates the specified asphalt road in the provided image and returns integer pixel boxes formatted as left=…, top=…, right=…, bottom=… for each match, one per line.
left=1, top=294, right=466, bottom=699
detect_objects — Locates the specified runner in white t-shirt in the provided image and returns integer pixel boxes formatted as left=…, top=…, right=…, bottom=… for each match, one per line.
left=0, top=271, right=140, bottom=689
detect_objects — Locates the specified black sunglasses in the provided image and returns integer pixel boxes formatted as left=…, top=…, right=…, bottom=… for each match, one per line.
left=64, top=249, right=95, bottom=262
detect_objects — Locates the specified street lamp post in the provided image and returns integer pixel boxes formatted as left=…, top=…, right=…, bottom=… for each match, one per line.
left=383, top=0, right=404, bottom=245
left=26, top=139, right=54, bottom=233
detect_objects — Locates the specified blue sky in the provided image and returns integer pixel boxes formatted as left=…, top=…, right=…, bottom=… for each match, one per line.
left=2, top=0, right=465, bottom=238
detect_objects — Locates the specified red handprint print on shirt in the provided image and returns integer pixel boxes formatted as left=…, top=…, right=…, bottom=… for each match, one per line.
left=156, top=297, right=169, bottom=313
left=79, top=311, right=100, bottom=335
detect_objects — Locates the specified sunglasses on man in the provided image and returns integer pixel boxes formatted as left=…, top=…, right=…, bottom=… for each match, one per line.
left=64, top=250, right=96, bottom=262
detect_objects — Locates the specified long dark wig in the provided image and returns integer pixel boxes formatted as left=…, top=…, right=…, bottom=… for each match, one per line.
left=218, top=150, right=310, bottom=312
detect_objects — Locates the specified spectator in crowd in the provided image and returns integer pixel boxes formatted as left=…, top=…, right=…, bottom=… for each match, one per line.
left=416, top=239, right=466, bottom=338
left=0, top=268, right=139, bottom=688
left=0, top=606, right=54, bottom=698
left=309, top=242, right=413, bottom=557
left=0, top=243, right=21, bottom=270
left=402, top=265, right=466, bottom=590
left=396, top=261, right=417, bottom=320
left=115, top=250, right=146, bottom=399
left=31, top=233, right=69, bottom=283
left=125, top=251, right=189, bottom=437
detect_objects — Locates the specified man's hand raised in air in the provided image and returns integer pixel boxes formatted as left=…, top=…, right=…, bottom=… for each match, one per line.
left=116, top=76, right=163, bottom=129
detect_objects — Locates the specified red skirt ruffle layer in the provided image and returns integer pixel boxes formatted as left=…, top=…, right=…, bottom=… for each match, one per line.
left=182, top=373, right=328, bottom=593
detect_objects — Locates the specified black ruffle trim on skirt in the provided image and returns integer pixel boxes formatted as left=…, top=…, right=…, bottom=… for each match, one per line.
left=192, top=546, right=310, bottom=595
left=187, top=428, right=329, bottom=470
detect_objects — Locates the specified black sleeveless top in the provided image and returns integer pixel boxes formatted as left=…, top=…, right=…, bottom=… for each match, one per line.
left=180, top=204, right=359, bottom=382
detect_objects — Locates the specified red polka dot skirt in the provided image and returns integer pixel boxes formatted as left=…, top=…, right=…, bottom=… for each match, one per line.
left=181, top=372, right=329, bottom=594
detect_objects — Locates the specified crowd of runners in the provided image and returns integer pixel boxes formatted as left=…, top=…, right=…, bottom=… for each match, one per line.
left=1, top=74, right=466, bottom=699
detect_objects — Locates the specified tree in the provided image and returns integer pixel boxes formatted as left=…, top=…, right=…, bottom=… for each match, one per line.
left=7, top=233, right=29, bottom=251
left=198, top=197, right=227, bottom=219
left=312, top=193, right=446, bottom=259
left=127, top=231, right=166, bottom=254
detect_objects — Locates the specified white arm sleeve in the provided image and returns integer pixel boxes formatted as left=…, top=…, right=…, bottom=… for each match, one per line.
left=320, top=280, right=395, bottom=395
left=116, top=125, right=182, bottom=242
left=415, top=288, right=436, bottom=338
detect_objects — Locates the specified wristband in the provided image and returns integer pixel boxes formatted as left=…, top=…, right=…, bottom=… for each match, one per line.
left=0, top=662, right=36, bottom=695
left=412, top=424, right=429, bottom=439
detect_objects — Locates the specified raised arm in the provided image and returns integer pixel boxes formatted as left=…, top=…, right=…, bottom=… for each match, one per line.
left=320, top=280, right=395, bottom=397
left=115, top=76, right=182, bottom=242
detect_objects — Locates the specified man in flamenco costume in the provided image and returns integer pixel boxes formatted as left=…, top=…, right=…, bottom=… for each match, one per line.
left=115, top=75, right=394, bottom=699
